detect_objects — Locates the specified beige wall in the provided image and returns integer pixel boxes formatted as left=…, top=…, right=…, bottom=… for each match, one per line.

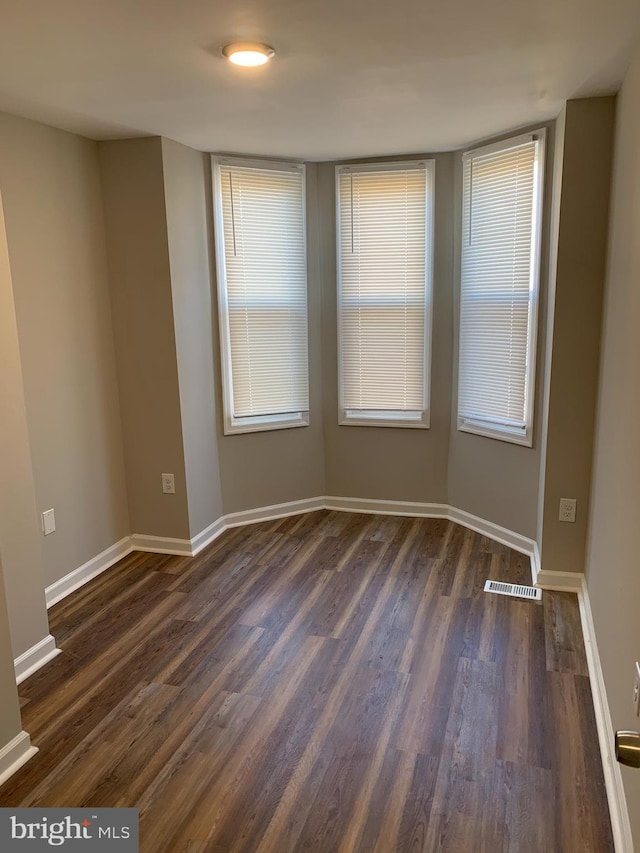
left=447, top=122, right=555, bottom=539
left=537, top=106, right=567, bottom=548
left=319, top=154, right=453, bottom=503
left=210, top=161, right=326, bottom=514
left=539, top=98, right=616, bottom=574
left=585, top=44, right=640, bottom=846
left=0, top=188, right=50, bottom=658
left=0, top=557, right=23, bottom=752
left=0, top=112, right=129, bottom=588
left=161, top=139, right=223, bottom=536
left=99, top=138, right=191, bottom=539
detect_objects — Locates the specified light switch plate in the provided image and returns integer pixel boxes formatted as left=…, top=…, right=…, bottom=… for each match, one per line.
left=42, top=508, right=56, bottom=536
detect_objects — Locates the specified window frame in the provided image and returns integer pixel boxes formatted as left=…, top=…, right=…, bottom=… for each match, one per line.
left=211, top=155, right=310, bottom=436
left=456, top=130, right=546, bottom=447
left=335, top=159, right=436, bottom=429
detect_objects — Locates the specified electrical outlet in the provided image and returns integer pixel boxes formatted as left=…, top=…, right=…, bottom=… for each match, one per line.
left=559, top=498, right=577, bottom=523
left=42, top=508, right=56, bottom=536
left=161, top=473, right=175, bottom=494
left=634, top=662, right=640, bottom=716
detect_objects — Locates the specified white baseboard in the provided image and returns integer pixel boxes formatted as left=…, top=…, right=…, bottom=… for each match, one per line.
left=45, top=496, right=541, bottom=611
left=535, top=568, right=584, bottom=591
left=224, top=496, right=326, bottom=530
left=133, top=498, right=326, bottom=559
left=447, top=506, right=535, bottom=556
left=326, top=497, right=536, bottom=559
left=14, top=634, right=61, bottom=684
left=0, top=731, right=38, bottom=788
left=325, top=495, right=449, bottom=519
left=529, top=543, right=584, bottom=591
left=190, top=517, right=227, bottom=557
left=45, top=536, right=133, bottom=608
left=129, top=533, right=192, bottom=556
left=578, top=579, right=633, bottom=853
left=530, top=541, right=541, bottom=585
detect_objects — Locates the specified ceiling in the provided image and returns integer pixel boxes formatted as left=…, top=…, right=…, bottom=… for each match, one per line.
left=0, top=0, right=638, bottom=160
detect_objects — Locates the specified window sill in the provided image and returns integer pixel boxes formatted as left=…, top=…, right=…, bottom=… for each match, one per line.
left=457, top=418, right=532, bottom=447
left=223, top=411, right=309, bottom=436
left=339, top=410, right=430, bottom=429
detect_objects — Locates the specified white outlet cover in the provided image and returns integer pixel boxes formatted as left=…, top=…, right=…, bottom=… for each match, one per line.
left=42, top=508, right=56, bottom=535
left=558, top=498, right=577, bottom=523
left=635, top=661, right=640, bottom=717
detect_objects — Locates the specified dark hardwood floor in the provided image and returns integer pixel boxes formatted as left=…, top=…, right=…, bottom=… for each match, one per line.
left=0, top=511, right=613, bottom=851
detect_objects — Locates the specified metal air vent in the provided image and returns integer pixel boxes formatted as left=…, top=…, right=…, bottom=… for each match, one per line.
left=483, top=580, right=541, bottom=600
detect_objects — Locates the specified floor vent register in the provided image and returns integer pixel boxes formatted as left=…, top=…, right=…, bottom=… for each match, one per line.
left=483, top=579, right=542, bottom=600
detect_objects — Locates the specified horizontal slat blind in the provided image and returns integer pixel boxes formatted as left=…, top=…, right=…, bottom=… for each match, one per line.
left=338, top=165, right=429, bottom=414
left=458, top=138, right=541, bottom=435
left=218, top=163, right=309, bottom=419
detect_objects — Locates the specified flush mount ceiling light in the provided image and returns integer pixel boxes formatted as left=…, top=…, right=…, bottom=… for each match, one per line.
left=222, top=42, right=275, bottom=67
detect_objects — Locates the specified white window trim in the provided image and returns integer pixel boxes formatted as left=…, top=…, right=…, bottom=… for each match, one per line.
left=457, top=417, right=534, bottom=447
left=211, top=155, right=310, bottom=435
left=335, top=159, right=436, bottom=429
left=456, top=130, right=546, bottom=448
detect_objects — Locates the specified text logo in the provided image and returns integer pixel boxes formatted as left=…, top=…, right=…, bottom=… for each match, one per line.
left=0, top=808, right=138, bottom=850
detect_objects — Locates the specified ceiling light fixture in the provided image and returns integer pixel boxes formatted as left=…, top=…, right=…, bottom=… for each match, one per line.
left=222, top=42, right=275, bottom=67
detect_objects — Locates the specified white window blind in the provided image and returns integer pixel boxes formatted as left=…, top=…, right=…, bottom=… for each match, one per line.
left=212, top=157, right=309, bottom=434
left=336, top=161, right=434, bottom=428
left=458, top=132, right=545, bottom=446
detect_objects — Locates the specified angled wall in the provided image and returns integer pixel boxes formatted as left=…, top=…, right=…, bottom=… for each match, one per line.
left=538, top=98, right=616, bottom=576
left=0, top=557, right=30, bottom=780
left=99, top=138, right=191, bottom=540
left=161, top=139, right=224, bottom=536
left=584, top=44, right=640, bottom=847
left=0, top=188, right=50, bottom=659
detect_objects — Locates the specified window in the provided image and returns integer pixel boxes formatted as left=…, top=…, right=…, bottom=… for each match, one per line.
left=336, top=160, right=435, bottom=428
left=212, top=157, right=309, bottom=434
left=457, top=132, right=545, bottom=446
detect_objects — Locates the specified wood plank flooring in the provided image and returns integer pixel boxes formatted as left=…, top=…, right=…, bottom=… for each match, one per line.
left=0, top=511, right=613, bottom=852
